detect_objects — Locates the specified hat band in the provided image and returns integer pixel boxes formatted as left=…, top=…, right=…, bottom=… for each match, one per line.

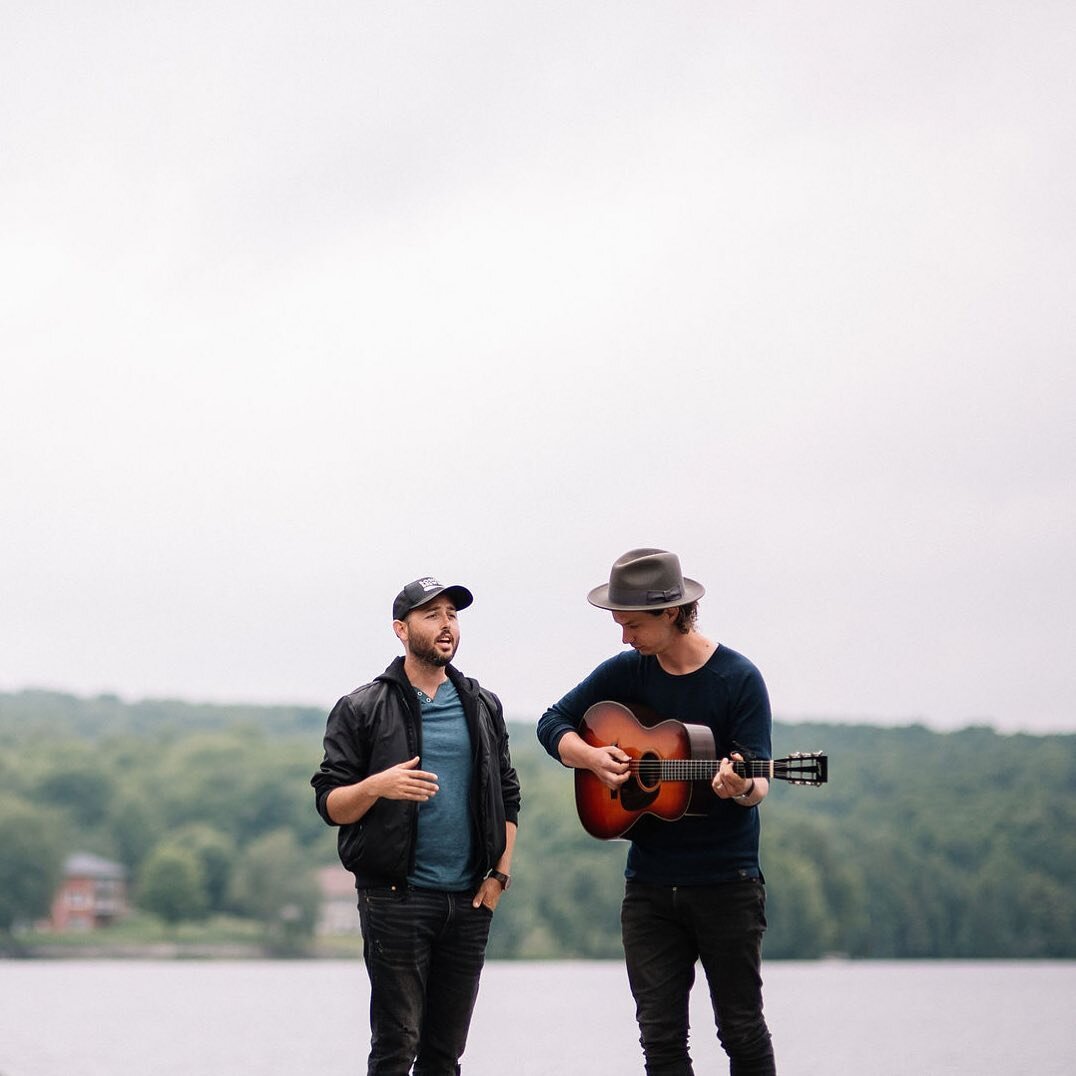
left=647, top=586, right=682, bottom=603
left=609, top=583, right=683, bottom=606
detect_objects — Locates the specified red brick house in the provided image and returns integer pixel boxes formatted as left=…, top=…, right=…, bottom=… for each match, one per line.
left=48, top=852, right=128, bottom=931
left=316, top=864, right=360, bottom=935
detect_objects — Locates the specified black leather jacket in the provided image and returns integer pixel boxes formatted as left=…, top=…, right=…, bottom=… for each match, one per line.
left=311, top=657, right=521, bottom=887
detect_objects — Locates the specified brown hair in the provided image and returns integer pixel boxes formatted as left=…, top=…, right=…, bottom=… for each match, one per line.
left=648, top=601, right=698, bottom=635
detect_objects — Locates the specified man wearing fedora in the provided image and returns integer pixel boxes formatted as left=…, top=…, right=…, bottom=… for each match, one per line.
left=537, top=549, right=776, bottom=1076
left=313, top=576, right=520, bottom=1075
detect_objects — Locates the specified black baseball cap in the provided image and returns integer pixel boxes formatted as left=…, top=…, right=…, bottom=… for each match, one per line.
left=392, top=577, right=474, bottom=621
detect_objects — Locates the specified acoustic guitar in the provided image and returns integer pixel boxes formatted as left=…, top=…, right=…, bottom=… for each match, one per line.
left=575, top=700, right=828, bottom=840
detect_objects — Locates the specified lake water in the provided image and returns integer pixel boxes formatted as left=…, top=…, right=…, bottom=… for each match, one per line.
left=0, top=960, right=1073, bottom=1075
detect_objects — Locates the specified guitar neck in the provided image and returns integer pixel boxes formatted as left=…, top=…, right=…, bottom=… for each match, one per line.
left=630, top=754, right=826, bottom=787
left=633, top=759, right=777, bottom=782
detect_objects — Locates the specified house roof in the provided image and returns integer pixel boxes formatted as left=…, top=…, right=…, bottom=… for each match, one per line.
left=64, top=852, right=127, bottom=880
left=317, top=864, right=356, bottom=899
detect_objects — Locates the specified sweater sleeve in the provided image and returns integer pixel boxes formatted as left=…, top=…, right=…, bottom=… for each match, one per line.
left=536, top=655, right=630, bottom=760
left=726, top=661, right=773, bottom=762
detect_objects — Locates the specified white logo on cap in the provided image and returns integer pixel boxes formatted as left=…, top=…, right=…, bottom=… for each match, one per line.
left=418, top=577, right=441, bottom=592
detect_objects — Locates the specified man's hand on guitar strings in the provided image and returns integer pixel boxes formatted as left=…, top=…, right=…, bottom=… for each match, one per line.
left=712, top=752, right=750, bottom=800
left=589, top=744, right=631, bottom=790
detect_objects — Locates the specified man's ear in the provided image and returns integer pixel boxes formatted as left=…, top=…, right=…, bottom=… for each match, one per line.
left=392, top=618, right=408, bottom=646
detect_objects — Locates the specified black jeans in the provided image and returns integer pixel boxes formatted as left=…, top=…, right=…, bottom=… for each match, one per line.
left=621, top=879, right=776, bottom=1076
left=357, top=886, right=493, bottom=1076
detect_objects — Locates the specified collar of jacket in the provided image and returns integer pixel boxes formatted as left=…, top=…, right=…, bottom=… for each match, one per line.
left=378, top=655, right=479, bottom=701
left=377, top=656, right=484, bottom=760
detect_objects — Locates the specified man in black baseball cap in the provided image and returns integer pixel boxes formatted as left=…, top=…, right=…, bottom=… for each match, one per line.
left=312, top=574, right=519, bottom=1074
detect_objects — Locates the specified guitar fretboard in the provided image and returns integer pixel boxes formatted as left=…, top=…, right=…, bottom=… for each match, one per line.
left=629, top=759, right=776, bottom=781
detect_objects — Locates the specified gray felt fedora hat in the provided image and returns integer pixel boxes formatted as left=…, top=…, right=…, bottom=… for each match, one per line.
left=587, top=548, right=705, bottom=611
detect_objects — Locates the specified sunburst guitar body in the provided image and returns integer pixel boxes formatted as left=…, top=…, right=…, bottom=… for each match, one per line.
left=575, top=700, right=827, bottom=840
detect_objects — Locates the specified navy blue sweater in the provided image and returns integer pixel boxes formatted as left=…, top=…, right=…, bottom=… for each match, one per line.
left=537, top=645, right=772, bottom=885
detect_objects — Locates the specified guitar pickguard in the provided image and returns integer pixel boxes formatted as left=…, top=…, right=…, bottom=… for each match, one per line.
left=617, top=778, right=658, bottom=812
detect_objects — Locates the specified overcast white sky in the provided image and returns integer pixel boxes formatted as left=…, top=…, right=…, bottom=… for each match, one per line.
left=3, top=1, right=1073, bottom=733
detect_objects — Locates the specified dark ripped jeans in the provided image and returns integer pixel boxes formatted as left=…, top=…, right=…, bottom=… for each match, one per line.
left=621, top=879, right=776, bottom=1076
left=357, top=886, right=493, bottom=1076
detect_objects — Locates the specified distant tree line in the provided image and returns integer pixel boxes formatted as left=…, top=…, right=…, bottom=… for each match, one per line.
left=1, top=691, right=1073, bottom=958
left=0, top=699, right=325, bottom=952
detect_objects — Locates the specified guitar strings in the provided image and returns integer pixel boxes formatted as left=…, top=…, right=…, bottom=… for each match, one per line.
left=624, top=759, right=820, bottom=782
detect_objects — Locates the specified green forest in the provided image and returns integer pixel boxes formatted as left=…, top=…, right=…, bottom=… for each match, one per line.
left=1, top=690, right=1073, bottom=959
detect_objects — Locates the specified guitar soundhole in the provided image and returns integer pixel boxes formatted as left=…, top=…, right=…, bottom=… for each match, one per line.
left=635, top=750, right=660, bottom=791
left=619, top=751, right=660, bottom=813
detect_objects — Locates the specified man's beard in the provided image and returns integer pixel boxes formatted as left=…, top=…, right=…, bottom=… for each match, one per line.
left=409, top=636, right=457, bottom=668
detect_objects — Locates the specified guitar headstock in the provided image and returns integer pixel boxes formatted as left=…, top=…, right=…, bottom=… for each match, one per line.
left=774, top=751, right=828, bottom=786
